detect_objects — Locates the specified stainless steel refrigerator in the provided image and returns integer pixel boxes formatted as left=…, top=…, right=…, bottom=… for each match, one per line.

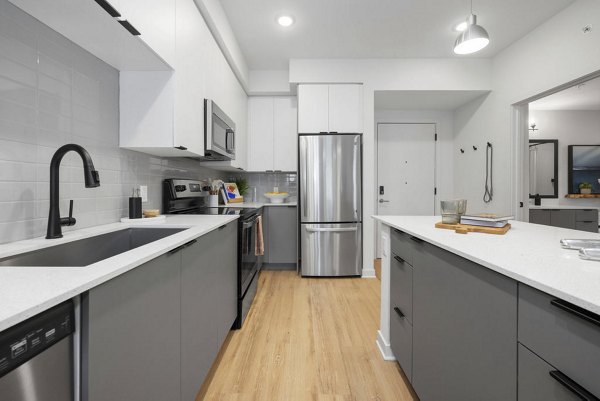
left=299, top=134, right=362, bottom=276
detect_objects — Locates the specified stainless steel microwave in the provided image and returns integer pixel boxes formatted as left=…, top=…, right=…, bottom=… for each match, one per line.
left=203, top=99, right=235, bottom=160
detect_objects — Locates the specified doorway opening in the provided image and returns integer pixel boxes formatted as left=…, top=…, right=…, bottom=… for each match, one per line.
left=513, top=71, right=600, bottom=232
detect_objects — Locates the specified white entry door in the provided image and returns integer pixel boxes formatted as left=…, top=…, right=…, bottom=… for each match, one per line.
left=377, top=123, right=436, bottom=217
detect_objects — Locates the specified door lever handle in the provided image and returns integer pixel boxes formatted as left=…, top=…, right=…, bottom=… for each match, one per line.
left=379, top=199, right=390, bottom=203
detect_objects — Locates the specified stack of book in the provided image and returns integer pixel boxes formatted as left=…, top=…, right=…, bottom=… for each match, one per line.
left=460, top=214, right=513, bottom=228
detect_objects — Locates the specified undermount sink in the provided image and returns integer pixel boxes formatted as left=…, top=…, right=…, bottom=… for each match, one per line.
left=0, top=228, right=188, bottom=267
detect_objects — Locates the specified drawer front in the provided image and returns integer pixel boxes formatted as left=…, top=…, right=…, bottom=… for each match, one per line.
left=390, top=229, right=418, bottom=266
left=576, top=209, right=598, bottom=222
left=518, top=284, right=600, bottom=398
left=529, top=209, right=551, bottom=226
left=390, top=253, right=413, bottom=323
left=550, top=210, right=576, bottom=229
left=390, top=305, right=413, bottom=382
left=518, top=344, right=582, bottom=401
left=576, top=221, right=598, bottom=233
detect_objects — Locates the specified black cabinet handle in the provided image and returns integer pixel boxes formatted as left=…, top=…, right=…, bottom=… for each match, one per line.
left=218, top=225, right=227, bottom=230
left=393, top=307, right=405, bottom=318
left=580, top=221, right=595, bottom=223
left=410, top=236, right=423, bottom=243
left=119, top=20, right=141, bottom=36
left=183, top=239, right=197, bottom=248
left=168, top=244, right=186, bottom=255
left=549, top=370, right=600, bottom=401
left=94, top=0, right=121, bottom=17
left=175, top=146, right=187, bottom=151
left=393, top=255, right=405, bottom=264
left=168, top=239, right=197, bottom=255
left=550, top=299, right=600, bottom=328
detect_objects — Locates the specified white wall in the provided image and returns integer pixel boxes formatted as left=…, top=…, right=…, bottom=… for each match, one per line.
left=453, top=0, right=600, bottom=216
left=529, top=110, right=600, bottom=208
left=374, top=109, right=454, bottom=257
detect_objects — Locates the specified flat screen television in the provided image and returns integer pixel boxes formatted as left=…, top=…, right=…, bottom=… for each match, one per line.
left=568, top=145, right=600, bottom=194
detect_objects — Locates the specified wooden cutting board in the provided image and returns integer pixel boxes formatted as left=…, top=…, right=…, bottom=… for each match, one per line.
left=435, top=221, right=511, bottom=235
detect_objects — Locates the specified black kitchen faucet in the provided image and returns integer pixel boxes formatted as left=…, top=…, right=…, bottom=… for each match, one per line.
left=46, top=144, right=100, bottom=239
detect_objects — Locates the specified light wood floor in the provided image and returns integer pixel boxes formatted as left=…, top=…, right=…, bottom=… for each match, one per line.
left=200, top=270, right=416, bottom=401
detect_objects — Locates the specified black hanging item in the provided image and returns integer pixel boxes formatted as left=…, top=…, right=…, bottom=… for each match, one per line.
left=473, top=146, right=478, bottom=151
left=460, top=148, right=465, bottom=154
left=483, top=142, right=493, bottom=203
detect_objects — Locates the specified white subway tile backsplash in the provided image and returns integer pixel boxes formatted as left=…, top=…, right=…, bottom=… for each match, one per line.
left=0, top=0, right=226, bottom=244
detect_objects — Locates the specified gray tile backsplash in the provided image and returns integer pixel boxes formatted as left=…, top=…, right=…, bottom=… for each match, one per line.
left=233, top=172, right=297, bottom=203
left=0, top=0, right=223, bottom=244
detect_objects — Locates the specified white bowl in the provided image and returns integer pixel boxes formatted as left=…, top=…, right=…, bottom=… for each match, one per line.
left=264, top=193, right=290, bottom=204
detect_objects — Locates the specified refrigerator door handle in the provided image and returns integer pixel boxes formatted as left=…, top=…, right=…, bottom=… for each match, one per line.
left=301, top=138, right=308, bottom=218
left=353, top=137, right=359, bottom=221
left=306, top=227, right=358, bottom=233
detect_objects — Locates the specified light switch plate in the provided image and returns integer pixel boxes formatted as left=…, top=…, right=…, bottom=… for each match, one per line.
left=139, top=185, right=148, bottom=202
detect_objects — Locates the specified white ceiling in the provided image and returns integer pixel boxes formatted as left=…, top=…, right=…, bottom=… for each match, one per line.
left=375, top=90, right=489, bottom=111
left=219, top=0, right=575, bottom=70
left=530, top=76, right=600, bottom=111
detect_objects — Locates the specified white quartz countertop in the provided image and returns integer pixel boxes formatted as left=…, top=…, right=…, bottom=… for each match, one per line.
left=218, top=201, right=297, bottom=208
left=0, top=215, right=239, bottom=332
left=374, top=215, right=600, bottom=314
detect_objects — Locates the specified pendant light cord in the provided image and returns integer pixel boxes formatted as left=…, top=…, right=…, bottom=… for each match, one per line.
left=483, top=142, right=493, bottom=203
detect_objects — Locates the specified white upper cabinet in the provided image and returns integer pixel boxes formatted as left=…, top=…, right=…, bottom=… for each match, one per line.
left=273, top=97, right=298, bottom=172
left=328, top=84, right=363, bottom=133
left=118, top=0, right=176, bottom=66
left=297, top=84, right=363, bottom=133
left=298, top=85, right=328, bottom=133
left=120, top=0, right=248, bottom=162
left=247, top=97, right=298, bottom=172
left=7, top=0, right=172, bottom=71
left=247, top=98, right=275, bottom=171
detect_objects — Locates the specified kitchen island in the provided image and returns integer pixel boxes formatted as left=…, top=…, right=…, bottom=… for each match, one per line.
left=374, top=216, right=600, bottom=401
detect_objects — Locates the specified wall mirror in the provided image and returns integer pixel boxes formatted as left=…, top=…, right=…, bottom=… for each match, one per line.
left=568, top=145, right=600, bottom=194
left=529, top=139, right=558, bottom=198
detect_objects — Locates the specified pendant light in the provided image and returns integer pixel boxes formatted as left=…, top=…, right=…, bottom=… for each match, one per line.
left=453, top=0, right=489, bottom=55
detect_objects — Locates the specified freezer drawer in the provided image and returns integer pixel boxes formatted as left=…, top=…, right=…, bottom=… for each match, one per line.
left=300, top=223, right=362, bottom=276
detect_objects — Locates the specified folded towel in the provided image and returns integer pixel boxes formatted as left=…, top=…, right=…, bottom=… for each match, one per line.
left=255, top=215, right=264, bottom=256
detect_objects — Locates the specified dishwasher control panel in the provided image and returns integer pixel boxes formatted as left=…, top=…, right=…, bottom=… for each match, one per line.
left=0, top=300, right=74, bottom=378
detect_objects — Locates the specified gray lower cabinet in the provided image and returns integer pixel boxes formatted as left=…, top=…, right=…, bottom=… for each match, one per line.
left=181, top=222, right=237, bottom=401
left=518, top=344, right=581, bottom=401
left=518, top=284, right=600, bottom=398
left=264, top=206, right=297, bottom=266
left=411, top=241, right=518, bottom=401
left=82, top=222, right=237, bottom=401
left=82, top=251, right=182, bottom=401
left=529, top=208, right=598, bottom=232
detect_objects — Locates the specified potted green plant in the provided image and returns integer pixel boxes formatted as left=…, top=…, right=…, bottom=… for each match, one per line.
left=234, top=177, right=249, bottom=197
left=579, top=182, right=593, bottom=194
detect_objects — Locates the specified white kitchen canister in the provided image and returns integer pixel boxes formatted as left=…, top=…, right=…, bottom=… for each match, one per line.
left=209, top=194, right=219, bottom=207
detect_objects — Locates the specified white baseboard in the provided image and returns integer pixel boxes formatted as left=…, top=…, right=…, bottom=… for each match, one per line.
left=376, top=330, right=396, bottom=361
left=362, top=268, right=376, bottom=278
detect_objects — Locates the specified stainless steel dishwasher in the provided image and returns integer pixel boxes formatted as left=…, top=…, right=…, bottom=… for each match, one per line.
left=0, top=300, right=75, bottom=401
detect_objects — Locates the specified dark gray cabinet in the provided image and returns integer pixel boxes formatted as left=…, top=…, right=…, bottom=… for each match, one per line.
left=518, top=284, right=600, bottom=398
left=82, top=251, right=182, bottom=401
left=518, top=344, right=580, bottom=401
left=82, top=222, right=237, bottom=401
left=264, top=206, right=297, bottom=267
left=411, top=241, right=517, bottom=401
left=529, top=208, right=598, bottom=232
left=181, top=222, right=237, bottom=401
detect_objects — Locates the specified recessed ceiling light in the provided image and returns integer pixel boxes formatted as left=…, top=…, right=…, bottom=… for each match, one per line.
left=277, top=15, right=294, bottom=27
left=454, top=21, right=468, bottom=32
